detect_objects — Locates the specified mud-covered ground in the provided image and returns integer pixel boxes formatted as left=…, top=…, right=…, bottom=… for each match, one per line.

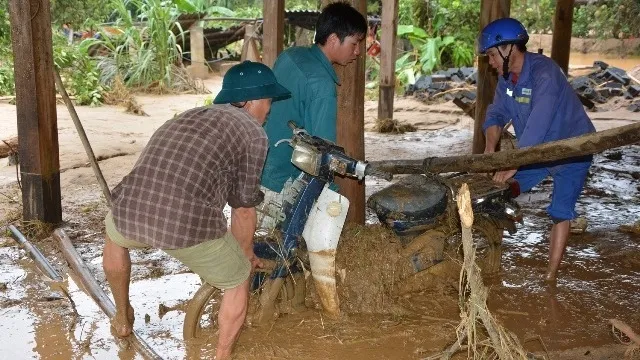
left=1, top=64, right=640, bottom=359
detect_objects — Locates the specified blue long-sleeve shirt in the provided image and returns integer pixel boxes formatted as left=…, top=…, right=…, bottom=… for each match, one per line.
left=483, top=52, right=595, bottom=155
left=261, top=45, right=339, bottom=192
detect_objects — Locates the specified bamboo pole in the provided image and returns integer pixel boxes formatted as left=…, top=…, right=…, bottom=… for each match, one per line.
left=54, top=228, right=163, bottom=360
left=53, top=69, right=112, bottom=207
left=369, top=122, right=640, bottom=175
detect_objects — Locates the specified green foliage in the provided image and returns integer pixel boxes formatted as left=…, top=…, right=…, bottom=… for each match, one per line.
left=0, top=64, right=14, bottom=96
left=90, top=0, right=186, bottom=91
left=53, top=34, right=105, bottom=106
left=0, top=0, right=9, bottom=46
left=50, top=0, right=114, bottom=27
left=395, top=25, right=474, bottom=88
left=511, top=0, right=554, bottom=33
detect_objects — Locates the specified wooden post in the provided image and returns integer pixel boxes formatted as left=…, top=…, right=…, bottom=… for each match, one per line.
left=377, top=0, right=399, bottom=121
left=473, top=0, right=510, bottom=154
left=187, top=22, right=209, bottom=79
left=241, top=24, right=261, bottom=62
left=551, top=0, right=575, bottom=74
left=9, top=0, right=62, bottom=223
left=262, top=0, right=284, bottom=68
left=323, top=0, right=367, bottom=224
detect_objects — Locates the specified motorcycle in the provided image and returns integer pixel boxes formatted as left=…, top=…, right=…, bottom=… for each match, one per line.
left=366, top=171, right=523, bottom=292
left=183, top=121, right=392, bottom=339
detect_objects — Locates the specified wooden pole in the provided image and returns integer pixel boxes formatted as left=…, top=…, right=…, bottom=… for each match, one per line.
left=377, top=0, right=399, bottom=121
left=473, top=0, right=510, bottom=154
left=323, top=0, right=367, bottom=224
left=369, top=121, right=640, bottom=174
left=262, top=0, right=284, bottom=68
left=551, top=0, right=575, bottom=75
left=9, top=0, right=62, bottom=223
left=240, top=24, right=261, bottom=62
left=53, top=69, right=113, bottom=207
left=187, top=22, right=209, bottom=79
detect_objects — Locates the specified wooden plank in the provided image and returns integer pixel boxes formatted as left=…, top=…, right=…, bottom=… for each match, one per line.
left=551, top=0, right=575, bottom=74
left=262, top=0, right=284, bottom=68
left=473, top=0, right=510, bottom=154
left=377, top=0, right=399, bottom=120
left=9, top=0, right=61, bottom=223
left=323, top=0, right=367, bottom=224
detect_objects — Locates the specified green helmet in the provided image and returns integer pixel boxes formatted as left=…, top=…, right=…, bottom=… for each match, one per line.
left=213, top=61, right=291, bottom=104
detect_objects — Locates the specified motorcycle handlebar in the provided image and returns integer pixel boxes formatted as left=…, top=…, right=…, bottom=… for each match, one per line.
left=365, top=165, right=393, bottom=181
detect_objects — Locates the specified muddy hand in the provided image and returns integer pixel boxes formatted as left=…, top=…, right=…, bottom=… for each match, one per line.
left=493, top=169, right=517, bottom=183
left=244, top=248, right=264, bottom=270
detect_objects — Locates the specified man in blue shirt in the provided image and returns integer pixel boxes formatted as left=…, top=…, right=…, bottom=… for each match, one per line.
left=479, top=18, right=596, bottom=281
left=261, top=1, right=367, bottom=192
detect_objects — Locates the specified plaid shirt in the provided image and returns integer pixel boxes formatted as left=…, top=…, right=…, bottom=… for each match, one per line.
left=111, top=104, right=268, bottom=249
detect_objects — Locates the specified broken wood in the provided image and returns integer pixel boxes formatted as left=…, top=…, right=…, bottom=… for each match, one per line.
left=370, top=121, right=640, bottom=175
left=0, top=136, right=18, bottom=158
left=54, top=228, right=164, bottom=360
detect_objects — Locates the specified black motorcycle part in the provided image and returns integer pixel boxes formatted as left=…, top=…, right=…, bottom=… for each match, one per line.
left=367, top=174, right=449, bottom=234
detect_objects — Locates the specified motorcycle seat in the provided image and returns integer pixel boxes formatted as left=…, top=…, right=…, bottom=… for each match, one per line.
left=367, top=175, right=449, bottom=234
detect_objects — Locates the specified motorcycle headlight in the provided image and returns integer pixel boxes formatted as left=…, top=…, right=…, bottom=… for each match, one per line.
left=291, top=143, right=321, bottom=176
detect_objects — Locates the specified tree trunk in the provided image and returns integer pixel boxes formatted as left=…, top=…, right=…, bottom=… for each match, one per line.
left=370, top=122, right=640, bottom=174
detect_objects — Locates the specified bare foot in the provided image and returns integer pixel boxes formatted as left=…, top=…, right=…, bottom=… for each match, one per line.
left=544, top=270, right=557, bottom=282
left=111, top=304, right=135, bottom=337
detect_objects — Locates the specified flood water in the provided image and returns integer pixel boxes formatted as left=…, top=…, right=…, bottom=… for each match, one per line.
left=1, top=128, right=639, bottom=359
left=569, top=52, right=640, bottom=71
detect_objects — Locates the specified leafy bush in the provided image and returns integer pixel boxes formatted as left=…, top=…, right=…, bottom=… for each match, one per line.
left=53, top=34, right=105, bottom=106
left=88, top=0, right=187, bottom=92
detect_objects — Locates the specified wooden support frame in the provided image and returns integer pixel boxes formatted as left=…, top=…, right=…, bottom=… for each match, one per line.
left=322, top=0, right=367, bottom=224
left=9, top=0, right=62, bottom=223
left=551, top=0, right=575, bottom=74
left=473, top=0, right=510, bottom=154
left=262, top=0, right=285, bottom=68
left=377, top=0, right=399, bottom=121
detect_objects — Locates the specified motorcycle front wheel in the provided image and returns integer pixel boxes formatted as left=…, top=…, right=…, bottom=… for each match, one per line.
left=182, top=271, right=304, bottom=340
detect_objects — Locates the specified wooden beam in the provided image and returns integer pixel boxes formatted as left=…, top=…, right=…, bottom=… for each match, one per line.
left=473, top=0, right=510, bottom=154
left=377, top=0, right=399, bottom=121
left=262, top=0, right=284, bottom=68
left=9, top=0, right=61, bottom=223
left=323, top=0, right=367, bottom=224
left=551, top=0, right=575, bottom=74
left=241, top=24, right=261, bottom=62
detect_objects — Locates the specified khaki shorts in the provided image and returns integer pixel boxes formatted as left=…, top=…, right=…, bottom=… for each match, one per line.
left=105, top=212, right=250, bottom=290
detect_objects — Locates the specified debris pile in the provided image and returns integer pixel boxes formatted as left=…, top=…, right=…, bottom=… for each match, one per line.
left=570, top=61, right=640, bottom=110
left=405, top=61, right=640, bottom=113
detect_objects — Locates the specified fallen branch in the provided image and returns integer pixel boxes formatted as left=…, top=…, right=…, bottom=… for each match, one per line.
left=370, top=121, right=640, bottom=175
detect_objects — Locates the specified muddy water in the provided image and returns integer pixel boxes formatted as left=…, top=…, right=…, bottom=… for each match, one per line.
left=569, top=52, right=640, bottom=71
left=1, top=129, right=638, bottom=359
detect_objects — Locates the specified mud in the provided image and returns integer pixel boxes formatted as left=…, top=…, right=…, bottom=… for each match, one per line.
left=1, top=73, right=639, bottom=359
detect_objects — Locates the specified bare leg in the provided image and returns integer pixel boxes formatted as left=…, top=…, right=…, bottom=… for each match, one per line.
left=545, top=220, right=570, bottom=281
left=216, top=278, right=250, bottom=360
left=103, top=236, right=135, bottom=337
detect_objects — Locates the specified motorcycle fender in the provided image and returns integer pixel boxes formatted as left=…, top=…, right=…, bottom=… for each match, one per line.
left=302, top=186, right=349, bottom=316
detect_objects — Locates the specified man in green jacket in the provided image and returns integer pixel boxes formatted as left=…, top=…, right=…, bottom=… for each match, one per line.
left=261, top=1, right=367, bottom=192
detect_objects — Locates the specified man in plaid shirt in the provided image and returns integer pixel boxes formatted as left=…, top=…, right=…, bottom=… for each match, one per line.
left=102, top=61, right=290, bottom=359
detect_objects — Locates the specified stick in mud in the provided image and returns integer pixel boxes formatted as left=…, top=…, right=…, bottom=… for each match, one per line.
left=424, top=183, right=529, bottom=360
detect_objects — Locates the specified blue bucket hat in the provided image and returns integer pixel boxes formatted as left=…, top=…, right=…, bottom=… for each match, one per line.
left=213, top=61, right=291, bottom=104
left=479, top=18, right=529, bottom=54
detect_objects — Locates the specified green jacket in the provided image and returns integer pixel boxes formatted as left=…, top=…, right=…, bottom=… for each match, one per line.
left=261, top=44, right=339, bottom=192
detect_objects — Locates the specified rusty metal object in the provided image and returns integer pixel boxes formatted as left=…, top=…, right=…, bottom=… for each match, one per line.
left=8, top=225, right=62, bottom=282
